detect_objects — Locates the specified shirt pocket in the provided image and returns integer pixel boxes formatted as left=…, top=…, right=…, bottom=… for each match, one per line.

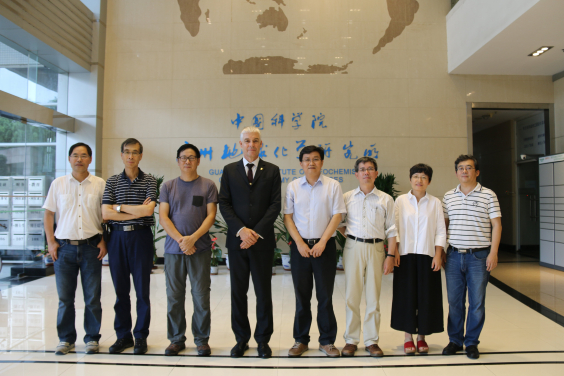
left=58, top=194, right=72, bottom=211
left=192, top=195, right=204, bottom=207
left=87, top=193, right=101, bottom=209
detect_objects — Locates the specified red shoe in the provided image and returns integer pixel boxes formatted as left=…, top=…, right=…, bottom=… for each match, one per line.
left=404, top=341, right=416, bottom=355
left=417, top=340, right=429, bottom=353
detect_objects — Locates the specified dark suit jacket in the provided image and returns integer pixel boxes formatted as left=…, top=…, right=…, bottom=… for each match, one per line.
left=219, top=158, right=281, bottom=250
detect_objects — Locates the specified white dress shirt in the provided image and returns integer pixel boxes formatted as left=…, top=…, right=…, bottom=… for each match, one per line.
left=284, top=175, right=347, bottom=239
left=343, top=186, right=397, bottom=240
left=237, top=156, right=262, bottom=237
left=394, top=191, right=447, bottom=257
left=42, top=173, right=106, bottom=240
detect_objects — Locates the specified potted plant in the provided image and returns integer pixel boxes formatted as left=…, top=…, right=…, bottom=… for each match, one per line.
left=274, top=213, right=292, bottom=271
left=335, top=231, right=346, bottom=270
left=210, top=216, right=229, bottom=269
left=374, top=172, right=399, bottom=255
left=149, top=174, right=166, bottom=268
left=210, top=237, right=222, bottom=275
left=272, top=247, right=282, bottom=275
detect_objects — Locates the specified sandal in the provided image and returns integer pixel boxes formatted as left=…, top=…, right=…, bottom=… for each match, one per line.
left=404, top=341, right=416, bottom=355
left=417, top=340, right=429, bottom=354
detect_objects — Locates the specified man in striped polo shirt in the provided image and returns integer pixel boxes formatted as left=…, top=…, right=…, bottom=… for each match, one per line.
left=102, top=138, right=157, bottom=355
left=442, top=155, right=502, bottom=360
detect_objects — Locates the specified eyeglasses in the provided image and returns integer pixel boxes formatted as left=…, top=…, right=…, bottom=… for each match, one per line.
left=178, top=156, right=197, bottom=162
left=70, top=154, right=89, bottom=160
left=123, top=151, right=140, bottom=156
left=358, top=167, right=376, bottom=172
left=302, top=158, right=321, bottom=163
left=457, top=166, right=475, bottom=172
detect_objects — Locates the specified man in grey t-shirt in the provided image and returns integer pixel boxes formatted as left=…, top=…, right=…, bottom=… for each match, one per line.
left=159, top=144, right=218, bottom=356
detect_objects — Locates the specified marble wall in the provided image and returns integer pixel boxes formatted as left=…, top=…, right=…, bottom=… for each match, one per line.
left=103, top=0, right=555, bottom=248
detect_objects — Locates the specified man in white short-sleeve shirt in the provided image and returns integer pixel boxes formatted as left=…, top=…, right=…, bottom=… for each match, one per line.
left=284, top=145, right=346, bottom=358
left=43, top=142, right=107, bottom=356
left=441, top=154, right=502, bottom=360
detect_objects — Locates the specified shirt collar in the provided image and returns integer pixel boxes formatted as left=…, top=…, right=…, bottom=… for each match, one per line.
left=121, top=168, right=145, bottom=182
left=242, top=156, right=260, bottom=166
left=300, top=175, right=323, bottom=187
left=354, top=186, right=377, bottom=197
left=454, top=182, right=482, bottom=195
left=407, top=190, right=428, bottom=201
left=68, top=173, right=92, bottom=184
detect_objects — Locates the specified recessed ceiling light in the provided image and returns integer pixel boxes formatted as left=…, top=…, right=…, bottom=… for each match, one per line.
left=529, top=46, right=553, bottom=56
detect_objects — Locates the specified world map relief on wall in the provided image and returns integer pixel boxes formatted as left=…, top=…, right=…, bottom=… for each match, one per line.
left=177, top=0, right=419, bottom=74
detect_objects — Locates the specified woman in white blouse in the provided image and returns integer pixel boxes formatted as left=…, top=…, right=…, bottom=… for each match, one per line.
left=392, top=164, right=446, bottom=354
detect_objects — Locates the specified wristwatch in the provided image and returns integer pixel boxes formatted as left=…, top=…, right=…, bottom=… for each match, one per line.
left=116, top=204, right=122, bottom=213
left=386, top=253, right=395, bottom=258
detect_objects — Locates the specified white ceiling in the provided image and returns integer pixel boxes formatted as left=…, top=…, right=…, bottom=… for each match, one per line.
left=449, top=0, right=564, bottom=76
left=472, top=109, right=542, bottom=133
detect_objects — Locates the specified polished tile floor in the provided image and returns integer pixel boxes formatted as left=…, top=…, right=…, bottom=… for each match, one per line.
left=1, top=263, right=564, bottom=375
left=491, top=252, right=564, bottom=317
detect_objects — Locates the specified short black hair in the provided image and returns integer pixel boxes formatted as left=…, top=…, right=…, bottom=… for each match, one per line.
left=121, top=138, right=143, bottom=154
left=410, top=163, right=433, bottom=182
left=354, top=157, right=378, bottom=172
left=454, top=154, right=479, bottom=172
left=68, top=142, right=92, bottom=157
left=299, top=145, right=325, bottom=162
left=177, top=143, right=200, bottom=159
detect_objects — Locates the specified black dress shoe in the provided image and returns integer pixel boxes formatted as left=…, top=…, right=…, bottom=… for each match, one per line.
left=230, top=342, right=249, bottom=357
left=109, top=338, right=134, bottom=354
left=134, top=338, right=148, bottom=355
left=442, top=342, right=463, bottom=355
left=257, top=342, right=272, bottom=359
left=466, top=345, right=480, bottom=359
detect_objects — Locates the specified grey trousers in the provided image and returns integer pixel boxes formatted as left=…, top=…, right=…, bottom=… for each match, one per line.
left=164, top=251, right=212, bottom=345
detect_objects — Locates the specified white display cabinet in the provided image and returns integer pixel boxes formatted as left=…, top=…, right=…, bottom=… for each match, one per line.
left=539, top=154, right=564, bottom=271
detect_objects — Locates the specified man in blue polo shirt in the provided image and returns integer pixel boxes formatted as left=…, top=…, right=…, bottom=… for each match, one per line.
left=102, top=138, right=157, bottom=355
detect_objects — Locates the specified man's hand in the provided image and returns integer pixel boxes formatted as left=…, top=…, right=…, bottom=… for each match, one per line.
left=48, top=241, right=59, bottom=261
left=309, top=240, right=327, bottom=258
left=297, top=241, right=311, bottom=258
left=183, top=246, right=197, bottom=255
left=96, top=240, right=108, bottom=260
left=178, top=235, right=197, bottom=252
left=486, top=252, right=498, bottom=272
left=239, top=228, right=259, bottom=249
left=394, top=252, right=400, bottom=267
left=383, top=256, right=395, bottom=275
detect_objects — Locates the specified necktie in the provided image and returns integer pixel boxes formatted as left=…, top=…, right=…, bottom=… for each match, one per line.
left=247, top=163, right=254, bottom=183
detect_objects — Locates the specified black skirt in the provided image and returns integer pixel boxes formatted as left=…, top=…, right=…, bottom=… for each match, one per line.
left=391, top=254, right=444, bottom=335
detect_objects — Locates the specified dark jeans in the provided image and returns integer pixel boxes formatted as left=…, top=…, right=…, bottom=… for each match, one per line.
left=290, top=238, right=337, bottom=346
left=228, top=247, right=274, bottom=344
left=444, top=246, right=490, bottom=347
left=108, top=227, right=153, bottom=340
left=165, top=251, right=211, bottom=346
left=54, top=237, right=102, bottom=344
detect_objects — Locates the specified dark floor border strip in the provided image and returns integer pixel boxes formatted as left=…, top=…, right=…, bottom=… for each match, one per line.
left=1, top=359, right=564, bottom=369
left=5, top=349, right=564, bottom=358
left=497, top=261, right=538, bottom=263
left=489, top=276, right=564, bottom=327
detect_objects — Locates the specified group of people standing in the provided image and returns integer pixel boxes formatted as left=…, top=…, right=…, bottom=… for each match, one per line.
left=43, top=126, right=501, bottom=361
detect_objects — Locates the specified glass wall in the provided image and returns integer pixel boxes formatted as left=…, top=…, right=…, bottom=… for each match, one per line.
left=0, top=37, right=68, bottom=114
left=0, top=114, right=67, bottom=278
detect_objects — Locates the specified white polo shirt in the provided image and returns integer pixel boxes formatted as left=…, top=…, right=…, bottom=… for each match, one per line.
left=43, top=173, right=106, bottom=240
left=284, top=175, right=347, bottom=239
left=442, top=183, right=501, bottom=249
left=394, top=191, right=447, bottom=257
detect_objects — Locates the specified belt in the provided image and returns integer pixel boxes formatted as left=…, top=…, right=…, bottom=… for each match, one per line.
left=110, top=224, right=149, bottom=232
left=302, top=238, right=321, bottom=246
left=347, top=235, right=383, bottom=244
left=59, top=234, right=101, bottom=246
left=449, top=245, right=490, bottom=254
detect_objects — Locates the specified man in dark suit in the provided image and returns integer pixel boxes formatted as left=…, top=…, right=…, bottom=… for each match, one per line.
left=219, top=126, right=281, bottom=358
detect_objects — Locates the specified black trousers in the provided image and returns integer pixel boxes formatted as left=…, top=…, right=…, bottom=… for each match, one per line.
left=228, top=247, right=274, bottom=344
left=290, top=238, right=337, bottom=345
left=391, top=254, right=444, bottom=335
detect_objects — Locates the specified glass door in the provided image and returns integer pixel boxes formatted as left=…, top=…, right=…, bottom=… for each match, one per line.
left=517, top=159, right=540, bottom=257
